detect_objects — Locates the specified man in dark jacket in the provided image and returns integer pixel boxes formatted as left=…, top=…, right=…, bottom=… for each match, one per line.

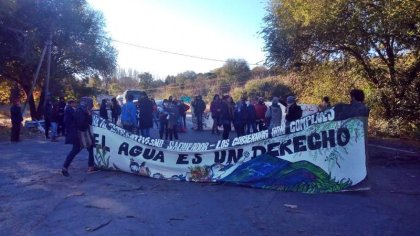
left=285, top=96, right=302, bottom=122
left=10, top=99, right=23, bottom=143
left=138, top=94, right=153, bottom=137
left=192, top=95, right=206, bottom=131
left=62, top=97, right=95, bottom=176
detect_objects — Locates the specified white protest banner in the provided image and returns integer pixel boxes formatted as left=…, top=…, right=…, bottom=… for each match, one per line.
left=93, top=104, right=367, bottom=193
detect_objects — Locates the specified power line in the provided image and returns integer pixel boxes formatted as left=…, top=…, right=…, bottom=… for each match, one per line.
left=111, top=39, right=262, bottom=66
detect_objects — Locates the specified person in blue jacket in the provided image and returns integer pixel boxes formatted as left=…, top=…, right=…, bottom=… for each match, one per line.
left=120, top=94, right=138, bottom=133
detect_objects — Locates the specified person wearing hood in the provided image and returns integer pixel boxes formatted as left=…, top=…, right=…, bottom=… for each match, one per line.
left=62, top=97, right=95, bottom=176
left=285, top=96, right=302, bottom=122
left=265, top=97, right=283, bottom=129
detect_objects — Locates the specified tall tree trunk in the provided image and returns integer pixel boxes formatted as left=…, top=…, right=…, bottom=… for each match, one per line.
left=21, top=84, right=38, bottom=120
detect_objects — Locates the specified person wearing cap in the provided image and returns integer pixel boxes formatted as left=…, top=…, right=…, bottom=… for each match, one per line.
left=265, top=97, right=283, bottom=129
left=255, top=97, right=268, bottom=131
left=285, top=96, right=302, bottom=122
left=62, top=97, right=95, bottom=176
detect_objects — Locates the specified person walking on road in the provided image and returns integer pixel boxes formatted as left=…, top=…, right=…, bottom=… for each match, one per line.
left=62, top=97, right=95, bottom=176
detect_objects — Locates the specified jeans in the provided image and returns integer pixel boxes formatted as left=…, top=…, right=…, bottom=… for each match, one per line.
left=140, top=128, right=150, bottom=137
left=63, top=143, right=94, bottom=169
left=51, top=122, right=58, bottom=139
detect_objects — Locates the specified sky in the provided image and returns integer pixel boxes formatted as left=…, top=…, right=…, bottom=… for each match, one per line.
left=87, top=0, right=269, bottom=79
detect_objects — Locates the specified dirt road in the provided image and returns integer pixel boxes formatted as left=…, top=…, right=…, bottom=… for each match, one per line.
left=0, top=126, right=419, bottom=235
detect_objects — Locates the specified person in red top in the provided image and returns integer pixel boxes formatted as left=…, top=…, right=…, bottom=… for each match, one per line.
left=254, top=97, right=268, bottom=131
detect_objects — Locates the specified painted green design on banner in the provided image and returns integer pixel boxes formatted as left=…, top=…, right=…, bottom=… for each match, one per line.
left=95, top=145, right=111, bottom=169
left=222, top=154, right=352, bottom=193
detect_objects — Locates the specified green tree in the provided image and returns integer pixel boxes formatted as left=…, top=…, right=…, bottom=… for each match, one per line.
left=0, top=0, right=116, bottom=119
left=216, top=58, right=251, bottom=84
left=262, top=0, right=420, bottom=124
left=138, top=72, right=154, bottom=90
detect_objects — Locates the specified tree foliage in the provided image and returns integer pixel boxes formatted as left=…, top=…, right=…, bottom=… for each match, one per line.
left=262, top=0, right=420, bottom=134
left=0, top=0, right=117, bottom=119
left=215, top=58, right=251, bottom=84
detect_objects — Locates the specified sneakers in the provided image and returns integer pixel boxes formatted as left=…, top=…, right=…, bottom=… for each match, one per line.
left=61, top=168, right=69, bottom=177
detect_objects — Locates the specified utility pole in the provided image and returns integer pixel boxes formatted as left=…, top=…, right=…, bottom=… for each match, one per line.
left=44, top=32, right=53, bottom=102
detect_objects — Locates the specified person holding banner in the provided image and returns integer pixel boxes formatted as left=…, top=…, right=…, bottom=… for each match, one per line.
left=61, top=97, right=95, bottom=176
left=285, top=96, right=302, bottom=122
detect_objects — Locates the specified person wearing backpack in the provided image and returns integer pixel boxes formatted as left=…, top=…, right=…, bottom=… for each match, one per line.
left=120, top=94, right=137, bottom=132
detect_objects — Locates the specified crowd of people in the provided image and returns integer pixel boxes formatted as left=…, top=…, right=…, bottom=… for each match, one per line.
left=9, top=89, right=368, bottom=176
